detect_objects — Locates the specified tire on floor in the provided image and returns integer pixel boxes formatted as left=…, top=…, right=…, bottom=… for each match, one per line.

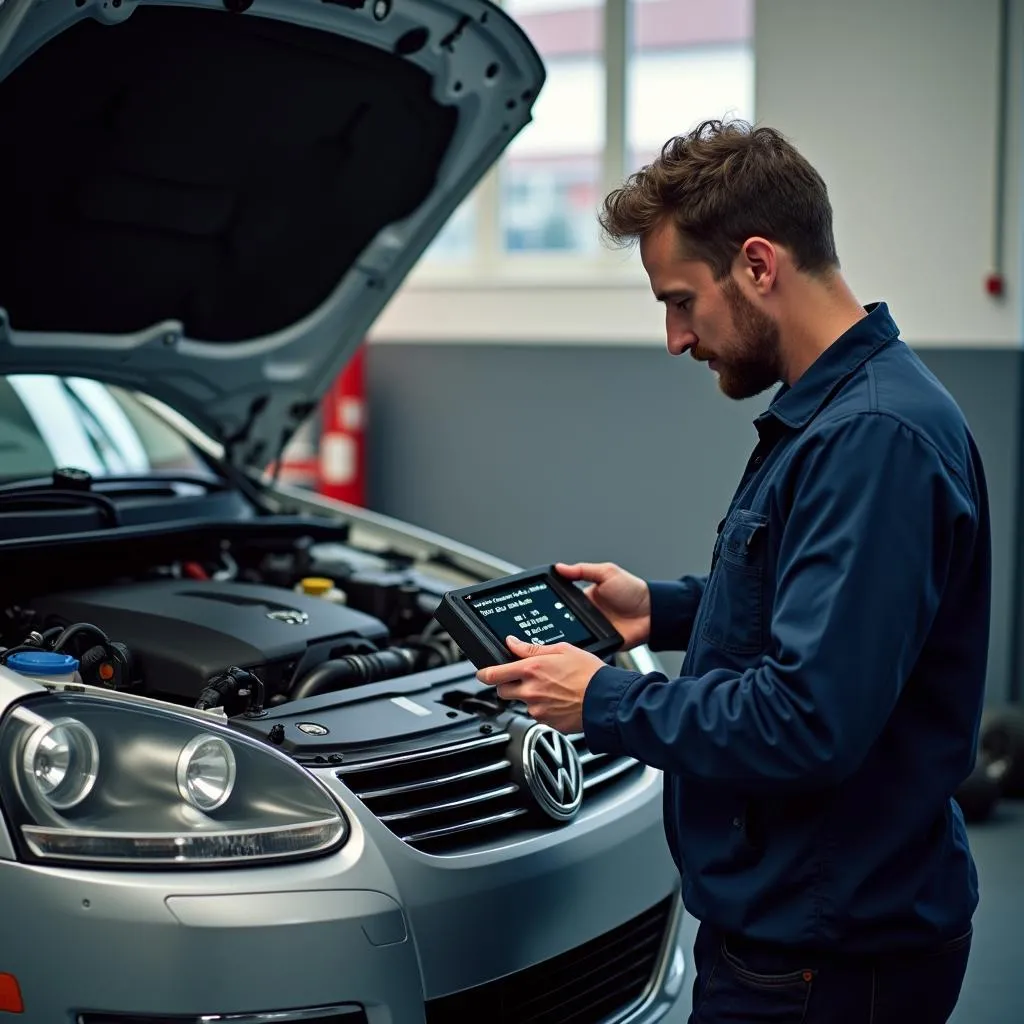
left=980, top=705, right=1024, bottom=799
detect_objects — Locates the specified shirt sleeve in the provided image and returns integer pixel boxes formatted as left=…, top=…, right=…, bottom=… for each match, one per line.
left=646, top=576, right=708, bottom=651
left=582, top=414, right=978, bottom=792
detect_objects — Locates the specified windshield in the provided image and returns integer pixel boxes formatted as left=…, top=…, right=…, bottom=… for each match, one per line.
left=0, top=375, right=214, bottom=483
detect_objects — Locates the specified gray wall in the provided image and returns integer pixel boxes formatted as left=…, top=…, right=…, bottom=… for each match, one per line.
left=366, top=343, right=1021, bottom=705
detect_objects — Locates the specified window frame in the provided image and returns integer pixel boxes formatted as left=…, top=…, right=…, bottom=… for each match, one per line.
left=409, top=0, right=631, bottom=286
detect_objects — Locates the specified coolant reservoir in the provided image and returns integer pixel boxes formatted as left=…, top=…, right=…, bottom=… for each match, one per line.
left=296, top=576, right=347, bottom=604
left=5, top=651, right=82, bottom=684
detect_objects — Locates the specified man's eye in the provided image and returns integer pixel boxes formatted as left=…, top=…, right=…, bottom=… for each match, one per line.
left=675, top=299, right=691, bottom=311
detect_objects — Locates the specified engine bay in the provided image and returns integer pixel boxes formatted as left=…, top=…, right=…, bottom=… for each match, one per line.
left=0, top=522, right=482, bottom=724
left=0, top=515, right=646, bottom=853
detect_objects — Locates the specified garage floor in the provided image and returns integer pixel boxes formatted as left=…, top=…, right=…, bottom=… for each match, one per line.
left=673, top=798, right=1024, bottom=1022
left=950, top=799, right=1024, bottom=1023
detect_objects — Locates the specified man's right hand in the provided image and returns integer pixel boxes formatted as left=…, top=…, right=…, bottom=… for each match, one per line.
left=555, top=561, right=651, bottom=650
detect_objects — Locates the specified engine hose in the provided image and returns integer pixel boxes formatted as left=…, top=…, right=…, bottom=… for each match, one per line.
left=51, top=622, right=111, bottom=653
left=404, top=637, right=457, bottom=671
left=290, top=647, right=420, bottom=701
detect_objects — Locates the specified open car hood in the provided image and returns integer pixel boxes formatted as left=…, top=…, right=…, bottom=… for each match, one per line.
left=0, top=0, right=543, bottom=470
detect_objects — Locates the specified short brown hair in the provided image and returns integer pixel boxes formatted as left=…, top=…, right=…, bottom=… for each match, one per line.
left=599, top=119, right=839, bottom=279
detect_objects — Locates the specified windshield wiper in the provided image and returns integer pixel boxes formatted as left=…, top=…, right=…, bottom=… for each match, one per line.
left=81, top=472, right=230, bottom=496
left=0, top=470, right=226, bottom=495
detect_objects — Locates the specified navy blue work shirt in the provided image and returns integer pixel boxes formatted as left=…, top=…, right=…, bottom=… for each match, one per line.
left=583, top=302, right=991, bottom=953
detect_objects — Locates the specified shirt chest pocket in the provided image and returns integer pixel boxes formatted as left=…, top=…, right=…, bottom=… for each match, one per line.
left=700, top=509, right=769, bottom=655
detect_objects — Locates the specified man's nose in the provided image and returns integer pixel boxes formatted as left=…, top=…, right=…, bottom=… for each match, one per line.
left=667, top=329, right=697, bottom=356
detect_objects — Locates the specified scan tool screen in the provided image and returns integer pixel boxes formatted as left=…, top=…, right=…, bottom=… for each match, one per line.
left=468, top=579, right=597, bottom=649
left=433, top=565, right=623, bottom=669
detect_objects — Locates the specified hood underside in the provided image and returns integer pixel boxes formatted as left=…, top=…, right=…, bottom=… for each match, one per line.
left=0, top=0, right=543, bottom=469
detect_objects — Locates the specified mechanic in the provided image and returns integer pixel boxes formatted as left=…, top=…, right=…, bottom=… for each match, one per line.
left=476, top=119, right=991, bottom=1023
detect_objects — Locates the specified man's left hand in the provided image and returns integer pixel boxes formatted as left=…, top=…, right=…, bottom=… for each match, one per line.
left=476, top=635, right=606, bottom=733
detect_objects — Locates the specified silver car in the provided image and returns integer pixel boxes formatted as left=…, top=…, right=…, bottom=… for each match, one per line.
left=0, top=0, right=687, bottom=1021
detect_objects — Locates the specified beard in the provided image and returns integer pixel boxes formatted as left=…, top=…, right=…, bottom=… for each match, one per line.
left=704, top=277, right=782, bottom=401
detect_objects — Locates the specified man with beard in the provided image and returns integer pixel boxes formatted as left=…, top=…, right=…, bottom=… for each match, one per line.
left=476, top=120, right=990, bottom=1023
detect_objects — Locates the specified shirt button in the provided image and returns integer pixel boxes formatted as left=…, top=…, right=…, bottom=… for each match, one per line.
left=752, top=455, right=763, bottom=466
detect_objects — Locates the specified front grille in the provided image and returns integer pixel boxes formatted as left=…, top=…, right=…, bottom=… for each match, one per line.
left=424, top=896, right=675, bottom=1024
left=338, top=732, right=525, bottom=851
left=77, top=1007, right=367, bottom=1024
left=567, top=731, right=644, bottom=796
left=337, top=728, right=644, bottom=854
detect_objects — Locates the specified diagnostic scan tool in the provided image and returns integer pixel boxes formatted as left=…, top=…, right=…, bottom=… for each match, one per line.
left=434, top=565, right=623, bottom=669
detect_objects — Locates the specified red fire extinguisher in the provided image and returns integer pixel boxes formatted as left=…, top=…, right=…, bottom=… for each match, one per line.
left=318, top=344, right=367, bottom=506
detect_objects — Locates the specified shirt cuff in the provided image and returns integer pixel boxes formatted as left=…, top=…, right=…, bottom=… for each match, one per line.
left=647, top=578, right=703, bottom=651
left=582, top=664, right=644, bottom=755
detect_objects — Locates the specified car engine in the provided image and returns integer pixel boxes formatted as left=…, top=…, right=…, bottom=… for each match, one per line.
left=0, top=522, right=646, bottom=856
left=0, top=530, right=468, bottom=718
left=28, top=579, right=395, bottom=707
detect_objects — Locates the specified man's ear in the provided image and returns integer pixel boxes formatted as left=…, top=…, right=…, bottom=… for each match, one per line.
left=737, top=237, right=778, bottom=295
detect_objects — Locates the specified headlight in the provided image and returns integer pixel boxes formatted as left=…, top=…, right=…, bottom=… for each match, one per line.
left=22, top=716, right=99, bottom=810
left=176, top=733, right=236, bottom=812
left=0, top=693, right=348, bottom=867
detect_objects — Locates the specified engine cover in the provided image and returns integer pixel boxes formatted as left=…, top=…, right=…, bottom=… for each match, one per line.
left=31, top=579, right=390, bottom=701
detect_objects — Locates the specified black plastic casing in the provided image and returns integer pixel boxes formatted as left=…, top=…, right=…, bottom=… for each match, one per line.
left=433, top=565, right=623, bottom=669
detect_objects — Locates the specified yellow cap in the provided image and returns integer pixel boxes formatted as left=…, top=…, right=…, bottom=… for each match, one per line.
left=300, top=577, right=334, bottom=596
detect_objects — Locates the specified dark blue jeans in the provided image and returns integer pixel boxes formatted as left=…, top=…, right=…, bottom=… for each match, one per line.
left=687, top=922, right=972, bottom=1024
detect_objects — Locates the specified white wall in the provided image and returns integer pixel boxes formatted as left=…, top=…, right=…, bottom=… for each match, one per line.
left=755, top=0, right=1024, bottom=346
left=370, top=0, right=1023, bottom=346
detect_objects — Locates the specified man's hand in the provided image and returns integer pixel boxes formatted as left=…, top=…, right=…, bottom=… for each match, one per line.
left=477, top=636, right=606, bottom=734
left=555, top=561, right=651, bottom=649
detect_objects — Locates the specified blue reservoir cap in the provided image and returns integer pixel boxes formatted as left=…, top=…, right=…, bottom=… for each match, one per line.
left=6, top=651, right=80, bottom=677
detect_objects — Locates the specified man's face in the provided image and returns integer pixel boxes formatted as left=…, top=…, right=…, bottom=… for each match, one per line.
left=640, top=219, right=782, bottom=400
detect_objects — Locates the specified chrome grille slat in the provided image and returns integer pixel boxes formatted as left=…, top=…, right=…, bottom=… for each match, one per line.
left=358, top=759, right=512, bottom=800
left=583, top=758, right=640, bottom=789
left=569, top=734, right=644, bottom=795
left=404, top=807, right=530, bottom=844
left=336, top=732, right=508, bottom=775
left=378, top=783, right=521, bottom=823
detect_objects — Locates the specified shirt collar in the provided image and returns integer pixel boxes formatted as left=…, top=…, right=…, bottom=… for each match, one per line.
left=755, top=301, right=900, bottom=436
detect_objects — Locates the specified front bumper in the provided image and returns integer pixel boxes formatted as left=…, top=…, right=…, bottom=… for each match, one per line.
left=0, top=856, right=426, bottom=1022
left=0, top=773, right=686, bottom=1024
